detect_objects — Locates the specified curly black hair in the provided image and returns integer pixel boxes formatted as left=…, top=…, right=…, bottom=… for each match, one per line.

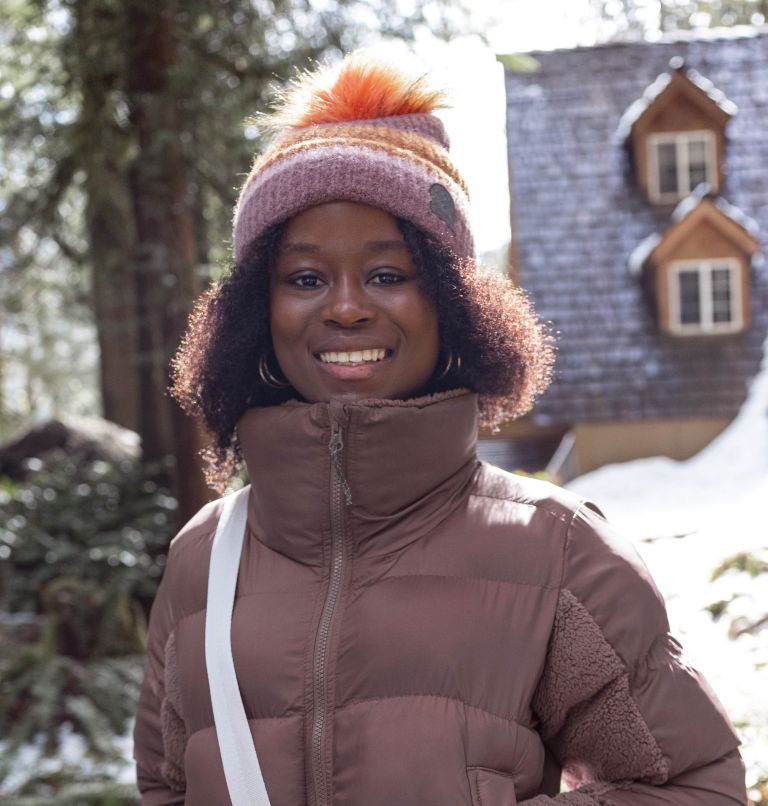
left=171, top=219, right=555, bottom=492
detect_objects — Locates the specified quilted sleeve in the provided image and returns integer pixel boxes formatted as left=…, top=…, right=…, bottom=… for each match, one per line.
left=524, top=501, right=747, bottom=806
left=133, top=546, right=187, bottom=805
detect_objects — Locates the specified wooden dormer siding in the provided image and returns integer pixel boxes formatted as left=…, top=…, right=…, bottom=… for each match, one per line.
left=622, top=63, right=736, bottom=204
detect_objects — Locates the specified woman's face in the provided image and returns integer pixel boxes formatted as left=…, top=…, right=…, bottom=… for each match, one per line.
left=269, top=201, right=440, bottom=404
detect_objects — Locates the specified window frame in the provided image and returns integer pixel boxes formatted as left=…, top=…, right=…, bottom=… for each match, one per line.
left=667, top=258, right=742, bottom=335
left=647, top=130, right=718, bottom=204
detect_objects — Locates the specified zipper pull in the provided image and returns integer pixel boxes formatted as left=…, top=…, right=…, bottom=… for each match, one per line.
left=329, top=421, right=352, bottom=506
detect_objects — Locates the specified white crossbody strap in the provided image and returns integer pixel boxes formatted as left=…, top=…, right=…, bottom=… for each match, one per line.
left=204, top=485, right=272, bottom=806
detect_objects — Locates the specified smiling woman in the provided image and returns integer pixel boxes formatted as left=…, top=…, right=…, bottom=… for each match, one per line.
left=135, top=51, right=748, bottom=806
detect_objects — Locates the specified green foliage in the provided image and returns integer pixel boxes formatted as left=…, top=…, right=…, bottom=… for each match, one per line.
left=749, top=778, right=768, bottom=806
left=496, top=53, right=541, bottom=72
left=1, top=776, right=139, bottom=804
left=707, top=548, right=768, bottom=638
left=659, top=0, right=766, bottom=30
left=0, top=450, right=174, bottom=623
left=0, top=451, right=175, bottom=792
left=590, top=0, right=767, bottom=39
left=704, top=545, right=767, bottom=803
left=0, top=652, right=143, bottom=778
left=703, top=596, right=739, bottom=621
left=0, top=1, right=96, bottom=434
left=513, top=468, right=554, bottom=482
left=712, top=550, right=768, bottom=581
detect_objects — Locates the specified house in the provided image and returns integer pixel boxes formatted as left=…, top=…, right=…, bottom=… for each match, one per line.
left=486, top=27, right=768, bottom=481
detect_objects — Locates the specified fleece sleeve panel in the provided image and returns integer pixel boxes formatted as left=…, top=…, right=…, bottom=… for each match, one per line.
left=133, top=543, right=187, bottom=806
left=523, top=502, right=746, bottom=806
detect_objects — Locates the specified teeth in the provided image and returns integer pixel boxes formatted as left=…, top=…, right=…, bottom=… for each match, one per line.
left=320, top=349, right=387, bottom=364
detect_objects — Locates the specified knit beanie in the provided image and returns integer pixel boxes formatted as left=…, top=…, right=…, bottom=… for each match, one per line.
left=232, top=52, right=474, bottom=264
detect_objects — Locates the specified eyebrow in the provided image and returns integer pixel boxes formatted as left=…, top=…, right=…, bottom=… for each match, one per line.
left=280, top=240, right=408, bottom=254
left=365, top=240, right=409, bottom=252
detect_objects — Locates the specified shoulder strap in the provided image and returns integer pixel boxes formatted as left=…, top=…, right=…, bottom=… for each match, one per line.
left=205, top=485, right=272, bottom=806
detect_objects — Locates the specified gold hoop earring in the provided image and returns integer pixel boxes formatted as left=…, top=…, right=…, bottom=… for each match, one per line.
left=436, top=350, right=461, bottom=380
left=258, top=353, right=290, bottom=389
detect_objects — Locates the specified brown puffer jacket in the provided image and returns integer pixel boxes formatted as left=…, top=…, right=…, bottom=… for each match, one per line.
left=133, top=390, right=746, bottom=805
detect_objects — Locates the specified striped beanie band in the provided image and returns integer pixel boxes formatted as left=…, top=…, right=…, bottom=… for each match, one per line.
left=232, top=52, right=474, bottom=264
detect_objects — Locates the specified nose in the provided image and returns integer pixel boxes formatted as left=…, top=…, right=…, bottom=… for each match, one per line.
left=323, top=276, right=374, bottom=327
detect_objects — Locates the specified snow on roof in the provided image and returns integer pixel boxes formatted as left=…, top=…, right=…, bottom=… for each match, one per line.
left=628, top=184, right=761, bottom=274
left=687, top=67, right=739, bottom=117
left=669, top=181, right=712, bottom=222
left=628, top=233, right=662, bottom=276
left=616, top=59, right=738, bottom=142
left=616, top=72, right=671, bottom=141
left=670, top=183, right=760, bottom=235
left=713, top=197, right=761, bottom=238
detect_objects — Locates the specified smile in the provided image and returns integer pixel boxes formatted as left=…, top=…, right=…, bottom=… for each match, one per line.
left=314, top=348, right=392, bottom=382
left=318, top=349, right=389, bottom=365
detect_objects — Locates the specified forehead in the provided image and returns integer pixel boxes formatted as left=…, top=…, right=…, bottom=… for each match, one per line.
left=280, top=201, right=407, bottom=252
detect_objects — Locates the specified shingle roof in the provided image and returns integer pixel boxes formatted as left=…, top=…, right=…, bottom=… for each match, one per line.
left=503, top=28, right=768, bottom=425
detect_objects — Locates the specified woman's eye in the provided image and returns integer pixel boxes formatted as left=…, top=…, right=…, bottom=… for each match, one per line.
left=371, top=271, right=405, bottom=285
left=290, top=274, right=322, bottom=288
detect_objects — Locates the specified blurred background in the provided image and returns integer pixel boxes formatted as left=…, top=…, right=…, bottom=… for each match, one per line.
left=1, top=0, right=766, bottom=802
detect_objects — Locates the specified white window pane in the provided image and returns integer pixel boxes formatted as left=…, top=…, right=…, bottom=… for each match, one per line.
left=656, top=142, right=678, bottom=195
left=678, top=270, right=701, bottom=324
left=688, top=139, right=708, bottom=161
left=688, top=138, right=710, bottom=189
left=711, top=268, right=733, bottom=323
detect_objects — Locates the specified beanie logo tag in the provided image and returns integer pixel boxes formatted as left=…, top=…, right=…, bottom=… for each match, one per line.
left=429, top=183, right=455, bottom=230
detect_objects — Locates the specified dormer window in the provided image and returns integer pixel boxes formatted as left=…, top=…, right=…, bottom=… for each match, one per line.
left=648, top=131, right=716, bottom=204
left=618, top=59, right=736, bottom=206
left=669, top=259, right=741, bottom=334
left=628, top=190, right=760, bottom=338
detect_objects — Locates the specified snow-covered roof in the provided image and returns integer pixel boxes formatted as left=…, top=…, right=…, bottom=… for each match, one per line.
left=712, top=197, right=760, bottom=238
left=628, top=233, right=662, bottom=277
left=616, top=59, right=738, bottom=142
left=616, top=72, right=672, bottom=141
left=669, top=180, right=713, bottom=222
left=669, top=183, right=760, bottom=238
left=686, top=66, right=739, bottom=116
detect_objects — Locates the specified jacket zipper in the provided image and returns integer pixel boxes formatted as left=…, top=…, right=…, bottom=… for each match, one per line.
left=311, top=418, right=351, bottom=805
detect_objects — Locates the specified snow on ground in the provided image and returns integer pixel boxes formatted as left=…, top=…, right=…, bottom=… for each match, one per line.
left=0, top=722, right=136, bottom=795
left=566, top=337, right=768, bottom=789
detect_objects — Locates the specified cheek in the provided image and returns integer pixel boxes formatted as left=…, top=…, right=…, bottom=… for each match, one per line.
left=269, top=292, right=301, bottom=349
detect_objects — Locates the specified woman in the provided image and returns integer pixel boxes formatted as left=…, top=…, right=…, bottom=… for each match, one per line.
left=133, top=53, right=747, bottom=805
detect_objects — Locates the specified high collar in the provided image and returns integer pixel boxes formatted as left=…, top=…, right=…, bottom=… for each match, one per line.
left=236, top=389, right=480, bottom=566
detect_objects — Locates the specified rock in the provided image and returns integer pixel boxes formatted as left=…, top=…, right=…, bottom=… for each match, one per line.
left=0, top=417, right=140, bottom=479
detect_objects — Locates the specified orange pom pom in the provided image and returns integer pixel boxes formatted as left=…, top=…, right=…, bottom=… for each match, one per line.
left=267, top=51, right=447, bottom=131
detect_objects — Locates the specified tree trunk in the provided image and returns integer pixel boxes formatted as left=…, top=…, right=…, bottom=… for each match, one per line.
left=72, top=0, right=141, bottom=433
left=125, top=0, right=211, bottom=524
